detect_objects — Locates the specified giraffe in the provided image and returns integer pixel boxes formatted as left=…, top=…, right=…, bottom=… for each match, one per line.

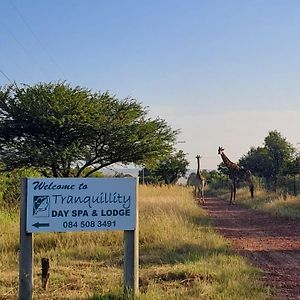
left=194, top=155, right=206, bottom=204
left=218, top=147, right=254, bottom=204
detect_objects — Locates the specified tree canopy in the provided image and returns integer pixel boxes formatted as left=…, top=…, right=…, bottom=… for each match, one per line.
left=139, top=150, right=189, bottom=184
left=0, top=82, right=178, bottom=177
left=264, top=130, right=294, bottom=180
left=239, top=130, right=295, bottom=190
left=239, top=146, right=273, bottom=180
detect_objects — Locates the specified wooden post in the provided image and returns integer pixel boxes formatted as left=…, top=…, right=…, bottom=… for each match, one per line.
left=19, top=178, right=33, bottom=300
left=41, top=258, right=50, bottom=290
left=124, top=179, right=139, bottom=296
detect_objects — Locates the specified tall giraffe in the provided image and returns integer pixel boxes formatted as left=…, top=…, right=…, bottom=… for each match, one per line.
left=194, top=155, right=206, bottom=204
left=218, top=147, right=254, bottom=204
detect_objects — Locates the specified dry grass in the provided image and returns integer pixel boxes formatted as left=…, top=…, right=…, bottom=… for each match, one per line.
left=0, top=185, right=271, bottom=299
left=224, top=186, right=300, bottom=220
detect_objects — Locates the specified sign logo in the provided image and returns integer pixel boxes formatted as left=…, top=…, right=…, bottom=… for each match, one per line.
left=33, top=195, right=50, bottom=217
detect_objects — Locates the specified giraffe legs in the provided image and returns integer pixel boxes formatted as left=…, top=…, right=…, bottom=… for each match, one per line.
left=249, top=183, right=254, bottom=198
left=229, top=181, right=236, bottom=205
left=195, top=186, right=205, bottom=205
left=199, top=186, right=205, bottom=205
left=229, top=179, right=253, bottom=204
left=230, top=185, right=233, bottom=205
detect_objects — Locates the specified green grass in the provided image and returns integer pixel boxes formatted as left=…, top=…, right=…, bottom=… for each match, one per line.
left=219, top=186, right=300, bottom=220
left=0, top=185, right=272, bottom=299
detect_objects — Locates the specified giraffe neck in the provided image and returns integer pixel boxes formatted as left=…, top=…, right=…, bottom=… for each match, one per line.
left=196, top=157, right=204, bottom=180
left=197, top=157, right=200, bottom=174
left=220, top=152, right=240, bottom=171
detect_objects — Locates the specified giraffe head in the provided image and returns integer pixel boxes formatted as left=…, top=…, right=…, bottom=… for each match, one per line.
left=196, top=155, right=200, bottom=159
left=218, top=147, right=224, bottom=155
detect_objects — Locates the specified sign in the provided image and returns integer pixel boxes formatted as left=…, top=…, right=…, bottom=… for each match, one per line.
left=26, top=177, right=137, bottom=233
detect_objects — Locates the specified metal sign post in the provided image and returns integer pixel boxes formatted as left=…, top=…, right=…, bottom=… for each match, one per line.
left=19, top=178, right=33, bottom=300
left=124, top=180, right=139, bottom=295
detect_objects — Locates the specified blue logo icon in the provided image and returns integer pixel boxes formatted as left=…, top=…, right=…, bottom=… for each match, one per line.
left=33, top=196, right=50, bottom=217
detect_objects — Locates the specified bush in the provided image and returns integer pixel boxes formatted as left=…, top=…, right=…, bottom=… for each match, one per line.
left=0, top=168, right=41, bottom=208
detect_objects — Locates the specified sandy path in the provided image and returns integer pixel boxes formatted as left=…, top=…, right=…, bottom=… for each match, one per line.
left=204, top=197, right=300, bottom=300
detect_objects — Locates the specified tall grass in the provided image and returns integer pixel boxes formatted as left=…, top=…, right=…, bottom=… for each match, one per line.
left=220, top=186, right=300, bottom=220
left=0, top=185, right=272, bottom=299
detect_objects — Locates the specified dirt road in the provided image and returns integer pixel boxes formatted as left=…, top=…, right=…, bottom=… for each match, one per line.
left=204, top=197, right=300, bottom=300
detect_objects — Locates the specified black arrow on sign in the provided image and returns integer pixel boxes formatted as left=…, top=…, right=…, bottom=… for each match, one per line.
left=32, top=222, right=50, bottom=228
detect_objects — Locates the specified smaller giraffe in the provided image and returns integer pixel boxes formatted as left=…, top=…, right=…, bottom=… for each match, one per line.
left=218, top=147, right=254, bottom=204
left=194, top=155, right=206, bottom=204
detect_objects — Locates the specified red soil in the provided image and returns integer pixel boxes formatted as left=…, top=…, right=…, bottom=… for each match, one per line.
left=204, top=197, right=300, bottom=300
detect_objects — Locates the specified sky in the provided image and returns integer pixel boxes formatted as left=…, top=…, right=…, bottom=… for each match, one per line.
left=1, top=0, right=300, bottom=170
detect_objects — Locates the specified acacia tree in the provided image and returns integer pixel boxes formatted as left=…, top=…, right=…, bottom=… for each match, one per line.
left=264, top=130, right=294, bottom=191
left=154, top=150, right=189, bottom=184
left=239, top=146, right=273, bottom=187
left=0, top=82, right=178, bottom=177
left=139, top=150, right=189, bottom=184
left=239, top=131, right=295, bottom=191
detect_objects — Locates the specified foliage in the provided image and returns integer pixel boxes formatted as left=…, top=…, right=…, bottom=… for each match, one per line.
left=282, top=156, right=300, bottom=177
left=239, top=130, right=295, bottom=191
left=138, top=167, right=161, bottom=184
left=139, top=150, right=189, bottom=184
left=0, top=82, right=177, bottom=177
left=187, top=172, right=196, bottom=186
left=264, top=130, right=295, bottom=190
left=281, top=155, right=300, bottom=195
left=205, top=169, right=229, bottom=189
left=218, top=185, right=300, bottom=220
left=0, top=168, right=41, bottom=208
left=217, top=162, right=229, bottom=176
left=239, top=147, right=273, bottom=178
left=187, top=169, right=224, bottom=185
left=71, top=166, right=104, bottom=178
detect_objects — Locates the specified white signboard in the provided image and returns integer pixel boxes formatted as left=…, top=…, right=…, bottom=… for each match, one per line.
left=26, top=177, right=137, bottom=233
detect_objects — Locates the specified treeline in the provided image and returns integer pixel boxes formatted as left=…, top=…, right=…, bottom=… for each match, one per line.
left=1, top=82, right=298, bottom=203
left=239, top=130, right=300, bottom=195
left=0, top=82, right=186, bottom=206
left=188, top=130, right=300, bottom=196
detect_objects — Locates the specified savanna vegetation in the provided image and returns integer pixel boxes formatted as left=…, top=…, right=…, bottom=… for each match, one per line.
left=188, top=130, right=300, bottom=220
left=0, top=184, right=272, bottom=300
left=199, top=130, right=300, bottom=196
left=0, top=81, right=298, bottom=298
left=239, top=130, right=299, bottom=194
left=216, top=186, right=300, bottom=220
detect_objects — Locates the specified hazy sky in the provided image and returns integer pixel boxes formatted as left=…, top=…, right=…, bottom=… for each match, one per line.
left=1, top=1, right=300, bottom=170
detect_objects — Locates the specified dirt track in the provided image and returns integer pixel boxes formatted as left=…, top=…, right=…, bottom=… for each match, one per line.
left=204, top=197, right=300, bottom=300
